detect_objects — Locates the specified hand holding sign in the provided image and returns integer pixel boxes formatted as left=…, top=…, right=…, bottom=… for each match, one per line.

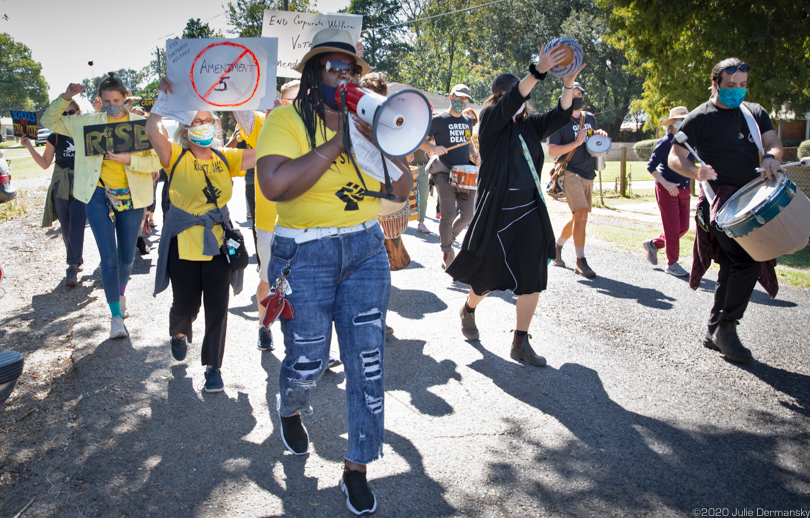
left=64, top=83, right=85, bottom=101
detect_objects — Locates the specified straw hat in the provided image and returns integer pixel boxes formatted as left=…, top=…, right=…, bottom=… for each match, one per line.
left=662, top=106, right=688, bottom=127
left=294, top=28, right=371, bottom=76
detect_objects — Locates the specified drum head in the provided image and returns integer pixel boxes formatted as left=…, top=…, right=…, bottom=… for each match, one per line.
left=586, top=135, right=611, bottom=157
left=717, top=173, right=783, bottom=227
left=543, top=37, right=583, bottom=77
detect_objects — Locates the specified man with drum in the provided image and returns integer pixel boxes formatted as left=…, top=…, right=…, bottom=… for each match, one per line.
left=668, top=57, right=783, bottom=364
left=548, top=82, right=608, bottom=278
left=420, top=84, right=481, bottom=269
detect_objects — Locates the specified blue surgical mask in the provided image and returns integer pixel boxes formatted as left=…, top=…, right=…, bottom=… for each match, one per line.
left=676, top=120, right=683, bottom=130
left=103, top=103, right=124, bottom=116
left=186, top=123, right=216, bottom=147
left=717, top=87, right=747, bottom=109
left=322, top=84, right=340, bottom=110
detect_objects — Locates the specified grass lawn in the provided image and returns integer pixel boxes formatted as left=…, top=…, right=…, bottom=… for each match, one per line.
left=5, top=155, right=52, bottom=181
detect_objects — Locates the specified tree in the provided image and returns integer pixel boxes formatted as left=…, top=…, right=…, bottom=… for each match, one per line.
left=182, top=18, right=223, bottom=39
left=80, top=69, right=146, bottom=99
left=225, top=0, right=311, bottom=37
left=600, top=0, right=810, bottom=128
left=344, top=0, right=411, bottom=76
left=0, top=33, right=49, bottom=112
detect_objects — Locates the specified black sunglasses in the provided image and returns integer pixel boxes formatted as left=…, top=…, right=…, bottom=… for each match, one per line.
left=724, top=63, right=751, bottom=75
left=323, top=60, right=362, bottom=76
left=62, top=109, right=77, bottom=116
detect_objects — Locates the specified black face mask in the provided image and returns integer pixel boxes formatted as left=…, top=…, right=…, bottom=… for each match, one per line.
left=322, top=84, right=340, bottom=110
left=571, top=98, right=583, bottom=110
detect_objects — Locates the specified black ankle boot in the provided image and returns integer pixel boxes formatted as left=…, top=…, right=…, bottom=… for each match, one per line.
left=510, top=332, right=546, bottom=367
left=715, top=321, right=752, bottom=364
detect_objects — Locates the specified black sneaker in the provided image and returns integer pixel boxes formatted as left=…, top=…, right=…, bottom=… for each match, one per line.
left=277, top=395, right=309, bottom=455
left=171, top=335, right=188, bottom=361
left=340, top=466, right=377, bottom=515
left=257, top=327, right=274, bottom=351
left=203, top=368, right=224, bottom=393
left=65, top=265, right=79, bottom=287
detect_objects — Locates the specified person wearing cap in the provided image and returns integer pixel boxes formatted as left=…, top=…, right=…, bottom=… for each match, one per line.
left=668, top=57, right=783, bottom=364
left=547, top=81, right=609, bottom=278
left=446, top=44, right=583, bottom=366
left=255, top=28, right=412, bottom=515
left=420, top=83, right=480, bottom=269
left=642, top=106, right=693, bottom=277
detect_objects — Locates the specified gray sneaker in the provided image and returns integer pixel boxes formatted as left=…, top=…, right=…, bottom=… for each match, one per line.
left=666, top=262, right=689, bottom=277
left=65, top=265, right=78, bottom=287
left=643, top=240, right=659, bottom=265
left=110, top=316, right=128, bottom=339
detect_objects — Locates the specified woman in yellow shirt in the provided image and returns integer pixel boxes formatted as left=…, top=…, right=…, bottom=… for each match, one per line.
left=146, top=80, right=255, bottom=394
left=256, top=28, right=411, bottom=516
left=42, top=73, right=160, bottom=340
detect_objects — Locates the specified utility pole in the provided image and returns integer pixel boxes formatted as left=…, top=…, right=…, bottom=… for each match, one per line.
left=156, top=46, right=161, bottom=78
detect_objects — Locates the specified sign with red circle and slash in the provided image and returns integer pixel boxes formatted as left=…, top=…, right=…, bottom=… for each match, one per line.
left=166, top=38, right=278, bottom=112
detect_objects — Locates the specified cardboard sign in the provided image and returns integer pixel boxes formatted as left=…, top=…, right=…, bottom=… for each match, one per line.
left=166, top=37, right=278, bottom=111
left=83, top=120, right=153, bottom=156
left=261, top=10, right=363, bottom=77
left=11, top=110, right=38, bottom=139
left=139, top=97, right=156, bottom=112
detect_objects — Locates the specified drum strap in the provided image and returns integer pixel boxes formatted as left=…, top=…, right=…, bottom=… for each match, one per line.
left=518, top=134, right=546, bottom=206
left=740, top=105, right=764, bottom=156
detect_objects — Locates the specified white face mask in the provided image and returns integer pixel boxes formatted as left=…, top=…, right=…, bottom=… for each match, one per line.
left=515, top=104, right=525, bottom=116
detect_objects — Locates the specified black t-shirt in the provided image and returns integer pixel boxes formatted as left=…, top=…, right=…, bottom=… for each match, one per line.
left=548, top=112, right=598, bottom=180
left=47, top=132, right=75, bottom=169
left=675, top=100, right=774, bottom=188
left=427, top=112, right=475, bottom=169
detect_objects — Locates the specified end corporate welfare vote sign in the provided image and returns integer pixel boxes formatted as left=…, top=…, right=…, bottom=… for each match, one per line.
left=261, top=10, right=363, bottom=78
left=166, top=37, right=278, bottom=111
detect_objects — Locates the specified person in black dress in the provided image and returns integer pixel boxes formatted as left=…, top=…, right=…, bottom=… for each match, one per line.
left=446, top=45, right=585, bottom=366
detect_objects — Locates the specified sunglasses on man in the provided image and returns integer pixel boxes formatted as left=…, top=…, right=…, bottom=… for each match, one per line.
left=62, top=109, right=77, bottom=116
left=324, top=60, right=362, bottom=76
left=724, top=63, right=751, bottom=75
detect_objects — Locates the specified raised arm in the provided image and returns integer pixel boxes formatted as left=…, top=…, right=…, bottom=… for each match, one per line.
left=145, top=78, right=175, bottom=168
left=41, top=84, right=85, bottom=137
left=20, top=135, right=55, bottom=170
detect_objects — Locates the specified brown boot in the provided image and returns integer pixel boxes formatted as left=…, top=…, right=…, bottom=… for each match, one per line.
left=442, top=249, right=455, bottom=269
left=460, top=304, right=479, bottom=341
left=510, top=332, right=546, bottom=366
left=575, top=258, right=596, bottom=278
left=553, top=245, right=565, bottom=267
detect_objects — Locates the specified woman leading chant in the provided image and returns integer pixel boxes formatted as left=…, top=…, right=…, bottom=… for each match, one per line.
left=256, top=28, right=411, bottom=516
left=446, top=45, right=585, bottom=366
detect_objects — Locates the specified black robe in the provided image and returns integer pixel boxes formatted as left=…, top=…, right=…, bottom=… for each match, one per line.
left=446, top=80, right=572, bottom=293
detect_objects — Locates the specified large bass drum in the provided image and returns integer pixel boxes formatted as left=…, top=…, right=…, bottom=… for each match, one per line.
left=715, top=172, right=810, bottom=261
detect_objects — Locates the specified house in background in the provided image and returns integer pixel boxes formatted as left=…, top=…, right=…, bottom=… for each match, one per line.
left=1, top=117, right=14, bottom=141
left=770, top=108, right=810, bottom=143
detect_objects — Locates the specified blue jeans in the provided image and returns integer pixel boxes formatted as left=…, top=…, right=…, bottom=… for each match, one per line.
left=53, top=179, right=87, bottom=266
left=84, top=186, right=144, bottom=304
left=270, top=223, right=390, bottom=465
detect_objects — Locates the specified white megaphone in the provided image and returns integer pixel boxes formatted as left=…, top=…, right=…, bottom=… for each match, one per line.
left=336, top=82, right=432, bottom=157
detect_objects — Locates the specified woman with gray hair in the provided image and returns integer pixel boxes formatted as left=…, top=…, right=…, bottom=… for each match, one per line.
left=146, top=77, right=256, bottom=393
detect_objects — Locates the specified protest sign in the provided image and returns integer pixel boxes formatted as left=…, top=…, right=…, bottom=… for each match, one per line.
left=139, top=96, right=156, bottom=112
left=166, top=38, right=278, bottom=111
left=83, top=120, right=153, bottom=156
left=11, top=110, right=38, bottom=139
left=261, top=10, right=363, bottom=77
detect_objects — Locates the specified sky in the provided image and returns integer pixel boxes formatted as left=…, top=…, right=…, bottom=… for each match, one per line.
left=1, top=0, right=351, bottom=101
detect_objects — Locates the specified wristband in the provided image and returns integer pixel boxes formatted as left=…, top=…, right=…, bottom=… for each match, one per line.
left=528, top=64, right=547, bottom=80
left=563, top=85, right=574, bottom=90
left=313, top=149, right=333, bottom=162
left=762, top=153, right=775, bottom=160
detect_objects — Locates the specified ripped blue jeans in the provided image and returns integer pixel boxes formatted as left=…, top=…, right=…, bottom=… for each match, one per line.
left=270, top=222, right=389, bottom=465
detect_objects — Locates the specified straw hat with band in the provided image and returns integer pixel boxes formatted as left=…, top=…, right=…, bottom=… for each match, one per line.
left=294, top=28, right=372, bottom=76
left=662, top=106, right=688, bottom=127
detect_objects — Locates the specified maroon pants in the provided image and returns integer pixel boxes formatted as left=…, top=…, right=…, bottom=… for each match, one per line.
left=652, top=183, right=691, bottom=265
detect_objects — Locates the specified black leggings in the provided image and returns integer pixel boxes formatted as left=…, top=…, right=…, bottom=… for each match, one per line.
left=167, top=238, right=232, bottom=369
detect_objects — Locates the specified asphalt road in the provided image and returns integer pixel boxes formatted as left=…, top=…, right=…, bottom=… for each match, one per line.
left=2, top=175, right=809, bottom=517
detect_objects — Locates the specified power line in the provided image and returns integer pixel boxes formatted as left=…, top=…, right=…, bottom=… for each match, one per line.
left=365, top=0, right=510, bottom=32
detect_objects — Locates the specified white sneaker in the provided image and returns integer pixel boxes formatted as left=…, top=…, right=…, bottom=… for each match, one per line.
left=110, top=316, right=128, bottom=339
left=666, top=262, right=689, bottom=277
left=120, top=295, right=129, bottom=319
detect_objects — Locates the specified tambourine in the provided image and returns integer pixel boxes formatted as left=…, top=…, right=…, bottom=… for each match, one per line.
left=543, top=37, right=583, bottom=77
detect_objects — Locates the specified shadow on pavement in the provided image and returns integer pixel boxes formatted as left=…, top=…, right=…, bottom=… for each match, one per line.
left=580, top=276, right=676, bottom=309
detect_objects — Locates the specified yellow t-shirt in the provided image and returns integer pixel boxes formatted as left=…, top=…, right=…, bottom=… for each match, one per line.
left=165, top=143, right=245, bottom=261
left=98, top=113, right=130, bottom=190
left=239, top=112, right=277, bottom=232
left=255, top=105, right=381, bottom=229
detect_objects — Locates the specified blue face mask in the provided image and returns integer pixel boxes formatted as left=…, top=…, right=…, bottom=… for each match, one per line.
left=717, top=87, right=747, bottom=109
left=186, top=123, right=216, bottom=147
left=451, top=98, right=468, bottom=113
left=322, top=84, right=340, bottom=110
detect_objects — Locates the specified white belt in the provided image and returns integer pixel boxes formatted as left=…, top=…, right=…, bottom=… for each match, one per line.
left=273, top=221, right=378, bottom=244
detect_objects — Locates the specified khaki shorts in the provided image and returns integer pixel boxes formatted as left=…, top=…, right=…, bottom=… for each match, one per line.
left=565, top=173, right=594, bottom=212
left=257, top=228, right=274, bottom=283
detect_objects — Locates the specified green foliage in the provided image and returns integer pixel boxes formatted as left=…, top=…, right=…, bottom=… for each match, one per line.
left=633, top=139, right=658, bottom=161
left=80, top=69, right=146, bottom=99
left=345, top=0, right=411, bottom=75
left=0, top=33, right=49, bottom=111
left=225, top=0, right=311, bottom=37
left=182, top=18, right=223, bottom=39
left=599, top=0, right=810, bottom=127
left=799, top=140, right=810, bottom=159
left=143, top=47, right=167, bottom=85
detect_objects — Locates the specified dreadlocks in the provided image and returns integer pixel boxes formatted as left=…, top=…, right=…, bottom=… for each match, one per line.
left=294, top=58, right=329, bottom=151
